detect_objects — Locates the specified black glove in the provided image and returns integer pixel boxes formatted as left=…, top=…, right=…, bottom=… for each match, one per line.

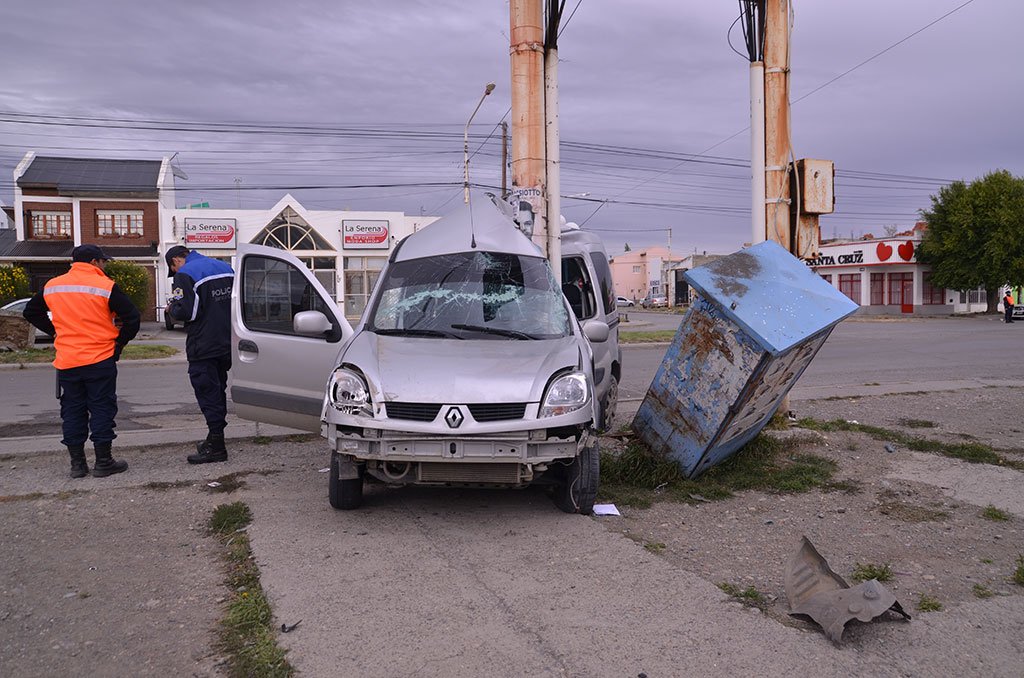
left=113, top=343, right=124, bottom=361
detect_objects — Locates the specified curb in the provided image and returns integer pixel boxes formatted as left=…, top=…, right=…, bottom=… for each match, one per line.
left=0, top=355, right=187, bottom=371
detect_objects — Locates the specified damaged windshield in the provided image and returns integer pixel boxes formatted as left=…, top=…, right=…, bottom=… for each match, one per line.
left=367, top=251, right=571, bottom=340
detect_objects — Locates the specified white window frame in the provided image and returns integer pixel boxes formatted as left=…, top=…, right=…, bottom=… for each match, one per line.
left=98, top=210, right=145, bottom=236
left=32, top=211, right=71, bottom=237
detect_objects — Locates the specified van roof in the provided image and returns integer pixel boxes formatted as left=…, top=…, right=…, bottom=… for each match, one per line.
left=393, top=198, right=542, bottom=262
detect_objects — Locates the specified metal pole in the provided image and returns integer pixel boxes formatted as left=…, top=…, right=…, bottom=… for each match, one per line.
left=509, top=0, right=547, bottom=255
left=545, top=43, right=561, bottom=283
left=464, top=83, right=495, bottom=204
left=750, top=61, right=766, bottom=244
left=501, top=121, right=508, bottom=198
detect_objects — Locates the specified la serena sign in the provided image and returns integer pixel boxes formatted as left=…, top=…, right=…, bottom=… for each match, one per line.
left=343, top=220, right=390, bottom=249
left=806, top=239, right=918, bottom=268
left=184, top=218, right=236, bottom=249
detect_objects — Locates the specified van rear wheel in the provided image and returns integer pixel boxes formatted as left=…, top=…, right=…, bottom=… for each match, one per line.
left=554, top=442, right=599, bottom=515
left=599, top=376, right=619, bottom=432
left=328, top=453, right=363, bottom=510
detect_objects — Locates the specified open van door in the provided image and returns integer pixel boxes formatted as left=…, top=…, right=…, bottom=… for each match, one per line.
left=231, top=244, right=354, bottom=432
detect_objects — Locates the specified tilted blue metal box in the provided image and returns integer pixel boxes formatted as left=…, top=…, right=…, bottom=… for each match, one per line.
left=631, top=241, right=859, bottom=478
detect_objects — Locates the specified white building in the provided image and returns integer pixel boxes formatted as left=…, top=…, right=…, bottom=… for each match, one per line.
left=160, top=194, right=438, bottom=322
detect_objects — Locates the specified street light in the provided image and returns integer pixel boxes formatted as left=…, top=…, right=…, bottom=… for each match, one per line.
left=464, top=82, right=496, bottom=204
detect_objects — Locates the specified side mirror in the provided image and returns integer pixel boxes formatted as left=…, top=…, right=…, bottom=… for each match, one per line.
left=581, top=319, right=609, bottom=343
left=293, top=310, right=332, bottom=337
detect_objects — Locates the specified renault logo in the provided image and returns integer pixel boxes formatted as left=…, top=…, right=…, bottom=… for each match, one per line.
left=444, top=407, right=464, bottom=429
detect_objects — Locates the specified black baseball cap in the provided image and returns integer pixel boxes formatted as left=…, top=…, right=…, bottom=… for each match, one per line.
left=72, top=244, right=112, bottom=263
left=165, top=245, right=190, bottom=276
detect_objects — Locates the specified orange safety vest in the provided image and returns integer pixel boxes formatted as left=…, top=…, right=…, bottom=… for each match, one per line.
left=1006, top=294, right=1016, bottom=307
left=43, top=262, right=118, bottom=370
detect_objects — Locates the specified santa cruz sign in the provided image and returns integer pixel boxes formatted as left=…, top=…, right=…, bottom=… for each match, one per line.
left=806, top=240, right=917, bottom=268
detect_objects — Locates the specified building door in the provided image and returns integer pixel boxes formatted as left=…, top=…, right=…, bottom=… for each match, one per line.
left=900, top=278, right=913, bottom=313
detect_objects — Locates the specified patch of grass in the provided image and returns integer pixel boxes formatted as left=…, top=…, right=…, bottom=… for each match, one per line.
left=796, top=417, right=1017, bottom=469
left=643, top=541, right=666, bottom=553
left=980, top=505, right=1012, bottom=522
left=55, top=489, right=86, bottom=501
left=619, top=330, right=677, bottom=344
left=285, top=433, right=318, bottom=443
left=1014, top=556, right=1024, bottom=587
left=598, top=433, right=837, bottom=508
left=0, top=492, right=45, bottom=503
left=898, top=418, right=936, bottom=429
left=252, top=436, right=273, bottom=445
left=877, top=502, right=950, bottom=523
left=208, top=502, right=292, bottom=677
left=851, top=562, right=894, bottom=583
left=717, top=582, right=767, bottom=609
left=764, top=413, right=790, bottom=431
left=207, top=472, right=248, bottom=494
left=972, top=584, right=994, bottom=599
left=916, top=594, right=943, bottom=612
left=864, top=382, right=881, bottom=386
left=980, top=558, right=994, bottom=564
left=143, top=480, right=193, bottom=491
left=0, top=344, right=177, bottom=364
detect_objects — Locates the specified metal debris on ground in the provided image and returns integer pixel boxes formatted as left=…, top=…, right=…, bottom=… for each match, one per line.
left=785, top=536, right=910, bottom=644
left=632, top=241, right=858, bottom=478
left=280, top=620, right=302, bottom=633
left=884, top=444, right=897, bottom=454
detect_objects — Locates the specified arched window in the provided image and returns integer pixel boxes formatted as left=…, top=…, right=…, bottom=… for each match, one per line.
left=252, top=207, right=332, bottom=251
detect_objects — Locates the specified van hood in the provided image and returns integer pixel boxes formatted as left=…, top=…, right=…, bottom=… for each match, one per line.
left=342, top=331, right=583, bottom=404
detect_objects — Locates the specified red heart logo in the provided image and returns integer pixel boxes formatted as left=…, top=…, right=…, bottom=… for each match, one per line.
left=898, top=241, right=914, bottom=261
left=876, top=242, right=893, bottom=261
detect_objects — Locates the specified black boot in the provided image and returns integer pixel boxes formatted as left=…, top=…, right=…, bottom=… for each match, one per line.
left=68, top=444, right=89, bottom=479
left=92, top=442, right=128, bottom=477
left=187, top=433, right=227, bottom=464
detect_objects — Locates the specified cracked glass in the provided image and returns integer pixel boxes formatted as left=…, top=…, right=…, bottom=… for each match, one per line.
left=368, top=251, right=570, bottom=340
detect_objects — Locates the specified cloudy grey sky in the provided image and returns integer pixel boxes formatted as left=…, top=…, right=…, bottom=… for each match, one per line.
left=1, top=0, right=1020, bottom=255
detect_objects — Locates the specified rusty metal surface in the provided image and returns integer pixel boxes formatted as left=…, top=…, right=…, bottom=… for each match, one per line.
left=786, top=536, right=910, bottom=644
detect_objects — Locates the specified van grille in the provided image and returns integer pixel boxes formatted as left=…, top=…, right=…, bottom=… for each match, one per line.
left=419, top=462, right=522, bottom=484
left=467, top=403, right=527, bottom=422
left=385, top=402, right=442, bottom=422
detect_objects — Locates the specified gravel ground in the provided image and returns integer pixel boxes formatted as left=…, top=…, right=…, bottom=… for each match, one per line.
left=606, top=386, right=1024, bottom=646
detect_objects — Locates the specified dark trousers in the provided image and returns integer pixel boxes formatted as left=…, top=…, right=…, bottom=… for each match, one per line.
left=188, top=354, right=231, bottom=435
left=58, top=358, right=118, bottom=447
left=1006, top=306, right=1015, bottom=323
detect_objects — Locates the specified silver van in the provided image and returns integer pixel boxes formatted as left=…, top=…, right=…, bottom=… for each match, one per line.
left=230, top=197, right=619, bottom=514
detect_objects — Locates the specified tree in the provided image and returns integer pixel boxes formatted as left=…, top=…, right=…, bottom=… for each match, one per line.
left=104, top=261, right=151, bottom=315
left=917, top=170, right=1024, bottom=313
left=0, top=265, right=30, bottom=305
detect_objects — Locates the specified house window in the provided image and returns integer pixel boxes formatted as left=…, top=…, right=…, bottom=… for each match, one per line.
left=296, top=257, right=337, bottom=297
left=969, top=287, right=984, bottom=304
left=922, top=274, right=945, bottom=305
left=31, top=212, right=71, bottom=237
left=819, top=274, right=831, bottom=285
left=632, top=265, right=642, bottom=274
left=343, top=256, right=385, bottom=319
left=838, top=274, right=861, bottom=304
left=870, top=273, right=885, bottom=305
left=252, top=207, right=332, bottom=250
left=98, top=210, right=144, bottom=236
left=888, top=272, right=913, bottom=305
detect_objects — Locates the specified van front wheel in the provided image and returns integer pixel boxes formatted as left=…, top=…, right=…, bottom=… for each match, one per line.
left=554, top=442, right=599, bottom=515
left=328, top=453, right=363, bottom=510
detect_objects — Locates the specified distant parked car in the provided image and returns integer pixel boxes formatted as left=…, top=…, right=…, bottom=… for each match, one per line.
left=1, top=298, right=52, bottom=342
left=616, top=296, right=634, bottom=307
left=640, top=294, right=668, bottom=309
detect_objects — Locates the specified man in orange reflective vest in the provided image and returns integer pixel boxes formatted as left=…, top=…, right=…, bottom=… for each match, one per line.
left=1004, top=289, right=1016, bottom=324
left=23, top=245, right=140, bottom=478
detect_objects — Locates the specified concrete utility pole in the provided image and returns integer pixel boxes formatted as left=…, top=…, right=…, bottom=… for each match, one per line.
left=509, top=0, right=547, bottom=256
left=500, top=121, right=508, bottom=198
left=763, top=0, right=791, bottom=251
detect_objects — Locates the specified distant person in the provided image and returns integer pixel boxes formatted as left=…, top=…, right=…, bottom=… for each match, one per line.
left=1004, top=289, right=1016, bottom=324
left=23, top=245, right=140, bottom=478
left=165, top=245, right=235, bottom=464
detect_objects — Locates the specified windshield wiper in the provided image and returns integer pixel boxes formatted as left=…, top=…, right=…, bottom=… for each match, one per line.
left=372, top=328, right=463, bottom=339
left=450, top=323, right=539, bottom=340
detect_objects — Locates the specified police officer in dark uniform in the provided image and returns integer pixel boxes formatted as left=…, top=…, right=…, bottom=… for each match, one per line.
left=165, top=245, right=235, bottom=464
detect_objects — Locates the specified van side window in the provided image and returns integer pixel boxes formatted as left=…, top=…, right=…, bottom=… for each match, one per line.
left=560, top=256, right=596, bottom=320
left=589, top=252, right=616, bottom=315
left=242, top=255, right=338, bottom=338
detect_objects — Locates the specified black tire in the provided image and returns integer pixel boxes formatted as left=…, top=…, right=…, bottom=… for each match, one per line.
left=164, top=317, right=175, bottom=331
left=599, top=375, right=619, bottom=433
left=328, top=453, right=363, bottom=510
left=554, top=442, right=599, bottom=515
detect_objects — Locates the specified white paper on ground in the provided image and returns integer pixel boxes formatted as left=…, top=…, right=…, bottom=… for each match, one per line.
left=592, top=503, right=621, bottom=516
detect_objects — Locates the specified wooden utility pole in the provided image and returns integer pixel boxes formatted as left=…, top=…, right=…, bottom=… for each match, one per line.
left=509, top=0, right=547, bottom=256
left=763, top=0, right=791, bottom=251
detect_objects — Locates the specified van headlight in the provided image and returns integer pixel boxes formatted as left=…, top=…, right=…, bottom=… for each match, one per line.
left=328, top=368, right=372, bottom=417
left=540, top=372, right=589, bottom=418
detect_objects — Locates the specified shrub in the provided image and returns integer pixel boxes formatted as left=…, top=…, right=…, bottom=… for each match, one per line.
left=104, top=261, right=151, bottom=313
left=0, top=265, right=31, bottom=305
